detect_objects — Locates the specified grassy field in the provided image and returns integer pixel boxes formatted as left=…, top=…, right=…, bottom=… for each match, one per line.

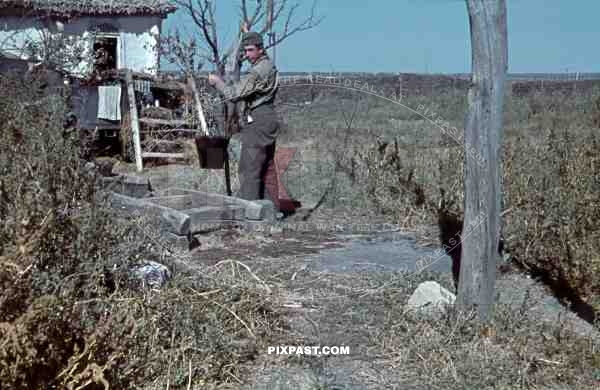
left=276, top=80, right=600, bottom=315
left=1, top=71, right=599, bottom=388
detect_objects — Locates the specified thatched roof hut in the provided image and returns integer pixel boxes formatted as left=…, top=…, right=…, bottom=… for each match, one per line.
left=0, top=0, right=177, bottom=17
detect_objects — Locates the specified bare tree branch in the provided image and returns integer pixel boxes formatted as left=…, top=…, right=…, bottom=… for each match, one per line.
left=241, top=0, right=248, bottom=23
left=174, top=0, right=219, bottom=67
left=197, top=0, right=218, bottom=63
left=260, top=0, right=322, bottom=48
left=173, top=0, right=320, bottom=66
left=271, top=0, right=287, bottom=28
left=206, top=0, right=220, bottom=67
left=247, top=0, right=265, bottom=28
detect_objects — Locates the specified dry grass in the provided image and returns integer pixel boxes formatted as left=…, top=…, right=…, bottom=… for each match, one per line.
left=233, top=255, right=600, bottom=389
left=277, top=84, right=600, bottom=317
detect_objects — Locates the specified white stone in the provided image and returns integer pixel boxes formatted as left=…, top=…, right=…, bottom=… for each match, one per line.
left=84, top=161, right=96, bottom=172
left=407, top=281, right=456, bottom=315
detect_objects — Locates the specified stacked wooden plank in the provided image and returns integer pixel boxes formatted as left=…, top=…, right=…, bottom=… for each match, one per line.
left=104, top=179, right=277, bottom=251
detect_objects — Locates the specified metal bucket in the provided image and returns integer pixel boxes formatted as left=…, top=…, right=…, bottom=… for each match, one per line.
left=194, top=135, right=229, bottom=169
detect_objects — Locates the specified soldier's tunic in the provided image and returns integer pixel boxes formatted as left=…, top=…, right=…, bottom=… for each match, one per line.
left=214, top=54, right=279, bottom=201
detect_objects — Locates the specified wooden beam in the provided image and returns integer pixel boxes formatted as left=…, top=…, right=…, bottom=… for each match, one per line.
left=149, top=194, right=235, bottom=210
left=184, top=205, right=246, bottom=233
left=139, top=117, right=191, bottom=127
left=108, top=192, right=191, bottom=236
left=141, top=152, right=186, bottom=159
left=140, top=129, right=203, bottom=135
left=153, top=187, right=243, bottom=207
left=151, top=188, right=275, bottom=221
left=148, top=195, right=196, bottom=210
left=125, top=70, right=143, bottom=172
left=458, top=0, right=508, bottom=322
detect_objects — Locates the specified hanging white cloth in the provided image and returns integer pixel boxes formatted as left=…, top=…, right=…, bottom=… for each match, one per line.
left=97, top=84, right=121, bottom=121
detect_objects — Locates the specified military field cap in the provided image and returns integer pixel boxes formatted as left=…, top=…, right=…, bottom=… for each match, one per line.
left=242, top=31, right=263, bottom=47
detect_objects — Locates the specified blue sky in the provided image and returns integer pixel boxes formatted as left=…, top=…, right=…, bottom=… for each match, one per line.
left=164, top=0, right=599, bottom=73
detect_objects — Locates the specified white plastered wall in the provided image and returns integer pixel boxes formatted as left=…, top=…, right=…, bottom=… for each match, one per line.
left=0, top=15, right=162, bottom=76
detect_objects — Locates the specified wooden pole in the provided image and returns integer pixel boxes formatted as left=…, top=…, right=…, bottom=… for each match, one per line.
left=271, top=32, right=276, bottom=65
left=458, top=0, right=508, bottom=322
left=187, top=75, right=209, bottom=136
left=267, top=0, right=276, bottom=64
left=220, top=22, right=245, bottom=137
left=125, top=70, right=143, bottom=172
left=109, top=192, right=191, bottom=235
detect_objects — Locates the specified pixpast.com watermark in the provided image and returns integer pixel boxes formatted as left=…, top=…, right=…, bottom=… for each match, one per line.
left=267, top=345, right=350, bottom=356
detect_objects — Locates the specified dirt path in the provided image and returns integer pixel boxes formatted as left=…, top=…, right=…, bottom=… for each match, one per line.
left=187, top=222, right=449, bottom=389
left=183, top=219, right=599, bottom=389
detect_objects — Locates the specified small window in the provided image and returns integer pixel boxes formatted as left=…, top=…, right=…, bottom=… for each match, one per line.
left=93, top=34, right=118, bottom=73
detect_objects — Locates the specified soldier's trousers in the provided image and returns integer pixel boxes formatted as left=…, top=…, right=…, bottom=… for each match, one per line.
left=237, top=105, right=280, bottom=201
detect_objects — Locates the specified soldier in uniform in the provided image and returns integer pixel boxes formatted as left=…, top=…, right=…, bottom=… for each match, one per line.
left=208, top=31, right=279, bottom=201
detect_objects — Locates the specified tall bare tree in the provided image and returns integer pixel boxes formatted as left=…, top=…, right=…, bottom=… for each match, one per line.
left=457, top=0, right=508, bottom=322
left=167, top=0, right=322, bottom=134
left=174, top=0, right=320, bottom=77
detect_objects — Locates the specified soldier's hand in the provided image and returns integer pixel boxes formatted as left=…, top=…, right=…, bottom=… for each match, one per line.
left=241, top=21, right=249, bottom=33
left=208, top=74, right=220, bottom=86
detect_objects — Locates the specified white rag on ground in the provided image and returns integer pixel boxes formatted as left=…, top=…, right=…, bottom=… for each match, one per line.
left=97, top=85, right=121, bottom=121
